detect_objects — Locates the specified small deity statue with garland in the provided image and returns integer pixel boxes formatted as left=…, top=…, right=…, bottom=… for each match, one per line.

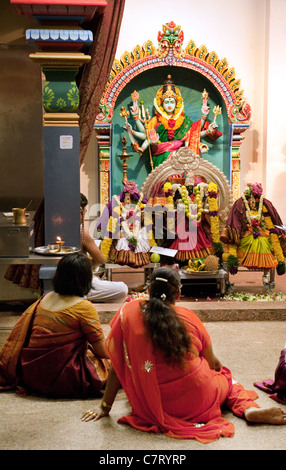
left=96, top=181, right=154, bottom=268
left=124, top=75, right=222, bottom=169
left=154, top=175, right=223, bottom=264
left=220, top=182, right=286, bottom=275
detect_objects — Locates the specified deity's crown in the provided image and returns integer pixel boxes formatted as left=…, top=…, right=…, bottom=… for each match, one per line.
left=162, top=86, right=176, bottom=100
left=162, top=75, right=178, bottom=100
left=154, top=74, right=184, bottom=118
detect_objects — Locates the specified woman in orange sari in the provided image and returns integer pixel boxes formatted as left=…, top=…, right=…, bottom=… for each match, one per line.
left=0, top=253, right=109, bottom=398
left=82, top=267, right=286, bottom=443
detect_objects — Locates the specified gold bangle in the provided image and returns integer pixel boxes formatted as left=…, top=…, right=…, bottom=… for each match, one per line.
left=101, top=400, right=112, bottom=410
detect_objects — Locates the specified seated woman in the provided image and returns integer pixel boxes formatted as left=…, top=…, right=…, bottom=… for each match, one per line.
left=82, top=267, right=286, bottom=443
left=0, top=253, right=110, bottom=398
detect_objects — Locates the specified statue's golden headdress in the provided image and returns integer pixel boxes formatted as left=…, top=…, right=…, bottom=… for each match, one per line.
left=154, top=75, right=184, bottom=118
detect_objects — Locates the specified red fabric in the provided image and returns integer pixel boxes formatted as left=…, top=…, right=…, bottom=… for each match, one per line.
left=78, top=0, right=125, bottom=164
left=20, top=339, right=107, bottom=398
left=187, top=120, right=222, bottom=154
left=0, top=299, right=41, bottom=390
left=152, top=139, right=183, bottom=156
left=188, top=120, right=202, bottom=154
left=106, top=300, right=259, bottom=443
left=169, top=216, right=213, bottom=260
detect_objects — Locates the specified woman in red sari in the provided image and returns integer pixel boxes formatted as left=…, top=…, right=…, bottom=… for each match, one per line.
left=0, top=253, right=109, bottom=398
left=82, top=267, right=286, bottom=443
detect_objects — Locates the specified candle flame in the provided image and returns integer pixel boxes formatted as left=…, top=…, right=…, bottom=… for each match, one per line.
left=56, top=236, right=61, bottom=241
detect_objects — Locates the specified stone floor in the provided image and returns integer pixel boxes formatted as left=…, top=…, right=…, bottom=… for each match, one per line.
left=0, top=268, right=286, bottom=451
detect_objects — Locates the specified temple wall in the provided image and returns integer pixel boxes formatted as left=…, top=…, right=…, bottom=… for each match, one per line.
left=265, top=0, right=286, bottom=220
left=0, top=45, right=43, bottom=301
left=0, top=46, right=43, bottom=211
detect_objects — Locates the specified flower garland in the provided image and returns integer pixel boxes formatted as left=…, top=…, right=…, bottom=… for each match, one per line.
left=226, top=244, right=239, bottom=274
left=100, top=215, right=116, bottom=259
left=208, top=182, right=219, bottom=240
left=147, top=230, right=157, bottom=247
left=158, top=114, right=185, bottom=140
left=143, top=211, right=157, bottom=248
left=171, top=183, right=203, bottom=221
left=153, top=91, right=185, bottom=139
left=242, top=192, right=264, bottom=223
left=100, top=236, right=113, bottom=259
left=163, top=182, right=175, bottom=237
left=208, top=182, right=224, bottom=256
left=189, top=185, right=203, bottom=221
left=163, top=182, right=173, bottom=205
left=262, top=205, right=286, bottom=275
left=164, top=181, right=174, bottom=205
left=154, top=92, right=184, bottom=123
left=242, top=192, right=264, bottom=238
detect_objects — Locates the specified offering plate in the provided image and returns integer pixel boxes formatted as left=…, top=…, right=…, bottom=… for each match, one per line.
left=34, top=246, right=80, bottom=256
left=180, top=269, right=218, bottom=276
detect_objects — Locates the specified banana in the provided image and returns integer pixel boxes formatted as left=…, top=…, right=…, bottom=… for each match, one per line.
left=186, top=259, right=206, bottom=272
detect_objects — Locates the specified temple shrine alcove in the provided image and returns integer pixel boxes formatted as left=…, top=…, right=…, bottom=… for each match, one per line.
left=94, top=21, right=251, bottom=205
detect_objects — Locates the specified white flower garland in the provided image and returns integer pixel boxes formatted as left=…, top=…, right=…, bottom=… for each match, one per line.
left=172, top=183, right=203, bottom=221
left=242, top=192, right=264, bottom=224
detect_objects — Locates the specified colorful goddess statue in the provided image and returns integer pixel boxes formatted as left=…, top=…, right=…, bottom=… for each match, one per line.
left=124, top=75, right=222, bottom=170
left=220, top=183, right=286, bottom=275
left=97, top=181, right=154, bottom=268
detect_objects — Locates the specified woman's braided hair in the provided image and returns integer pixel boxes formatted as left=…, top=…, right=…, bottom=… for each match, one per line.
left=142, top=267, right=191, bottom=365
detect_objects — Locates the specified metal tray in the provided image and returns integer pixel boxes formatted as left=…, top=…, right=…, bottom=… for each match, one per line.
left=34, top=246, right=80, bottom=256
left=180, top=269, right=218, bottom=276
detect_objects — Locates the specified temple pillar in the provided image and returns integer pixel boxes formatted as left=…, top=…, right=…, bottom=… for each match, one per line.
left=231, top=123, right=249, bottom=200
left=94, top=125, right=111, bottom=206
left=10, top=1, right=107, bottom=246
left=29, top=50, right=91, bottom=246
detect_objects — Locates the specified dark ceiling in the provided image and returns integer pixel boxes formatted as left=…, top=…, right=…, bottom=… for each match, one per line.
left=0, top=0, right=36, bottom=46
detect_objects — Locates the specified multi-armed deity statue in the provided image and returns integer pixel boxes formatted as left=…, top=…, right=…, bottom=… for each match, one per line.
left=122, top=75, right=222, bottom=171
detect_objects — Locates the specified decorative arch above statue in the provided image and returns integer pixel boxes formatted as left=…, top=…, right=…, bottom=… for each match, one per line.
left=141, top=146, right=233, bottom=230
left=94, top=21, right=251, bottom=205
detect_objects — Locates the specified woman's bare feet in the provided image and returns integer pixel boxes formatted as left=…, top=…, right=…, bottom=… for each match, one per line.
left=244, top=406, right=286, bottom=425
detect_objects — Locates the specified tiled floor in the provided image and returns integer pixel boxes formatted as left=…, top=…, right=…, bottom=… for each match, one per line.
left=0, top=268, right=286, bottom=451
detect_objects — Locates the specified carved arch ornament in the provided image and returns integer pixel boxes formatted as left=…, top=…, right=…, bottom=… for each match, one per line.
left=141, top=147, right=233, bottom=228
left=95, top=21, right=251, bottom=202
